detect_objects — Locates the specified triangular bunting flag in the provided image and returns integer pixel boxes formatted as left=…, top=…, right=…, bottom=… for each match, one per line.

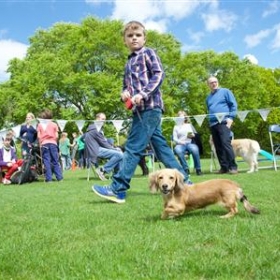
left=0, top=130, right=6, bottom=141
left=31, top=119, right=39, bottom=128
left=237, top=110, right=249, bottom=122
left=30, top=119, right=39, bottom=129
left=215, top=113, right=226, bottom=123
left=174, top=117, right=185, bottom=126
left=94, top=120, right=104, bottom=132
left=12, top=125, right=21, bottom=138
left=38, top=118, right=52, bottom=131
left=56, top=120, right=68, bottom=132
left=112, top=120, right=124, bottom=133
left=193, top=115, right=206, bottom=127
left=257, top=109, right=270, bottom=121
left=75, top=120, right=85, bottom=132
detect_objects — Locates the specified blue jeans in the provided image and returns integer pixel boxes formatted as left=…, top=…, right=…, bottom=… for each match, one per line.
left=41, top=143, right=63, bottom=182
left=61, top=154, right=72, bottom=170
left=174, top=143, right=201, bottom=171
left=111, top=109, right=188, bottom=194
left=98, top=147, right=123, bottom=173
left=78, top=149, right=86, bottom=168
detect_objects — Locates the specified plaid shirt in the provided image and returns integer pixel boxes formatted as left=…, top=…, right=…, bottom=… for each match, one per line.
left=123, top=47, right=165, bottom=112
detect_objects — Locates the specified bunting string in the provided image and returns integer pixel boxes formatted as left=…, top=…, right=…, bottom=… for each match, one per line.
left=0, top=108, right=278, bottom=141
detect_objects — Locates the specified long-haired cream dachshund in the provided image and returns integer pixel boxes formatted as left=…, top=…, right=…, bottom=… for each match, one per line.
left=149, top=168, right=260, bottom=220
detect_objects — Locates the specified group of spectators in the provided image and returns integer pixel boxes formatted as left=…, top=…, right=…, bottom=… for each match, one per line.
left=0, top=109, right=89, bottom=184
left=0, top=108, right=205, bottom=185
left=0, top=110, right=63, bottom=184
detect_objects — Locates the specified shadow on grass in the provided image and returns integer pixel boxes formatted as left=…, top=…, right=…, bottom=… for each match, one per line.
left=143, top=207, right=255, bottom=222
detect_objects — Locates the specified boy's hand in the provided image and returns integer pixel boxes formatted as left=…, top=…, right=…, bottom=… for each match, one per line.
left=121, top=90, right=130, bottom=102
left=131, top=94, right=143, bottom=105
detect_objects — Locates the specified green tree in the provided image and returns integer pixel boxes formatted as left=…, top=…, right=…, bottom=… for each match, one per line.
left=5, top=18, right=128, bottom=123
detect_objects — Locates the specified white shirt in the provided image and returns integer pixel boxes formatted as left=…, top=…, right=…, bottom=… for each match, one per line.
left=3, top=149, right=12, bottom=162
left=173, top=123, right=195, bottom=145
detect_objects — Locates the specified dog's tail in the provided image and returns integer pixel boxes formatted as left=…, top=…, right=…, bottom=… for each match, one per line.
left=239, top=191, right=260, bottom=214
left=251, top=140, right=261, bottom=153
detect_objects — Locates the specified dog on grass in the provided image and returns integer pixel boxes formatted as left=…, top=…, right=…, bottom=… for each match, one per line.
left=149, top=168, right=260, bottom=220
left=210, top=136, right=261, bottom=173
left=231, top=139, right=260, bottom=173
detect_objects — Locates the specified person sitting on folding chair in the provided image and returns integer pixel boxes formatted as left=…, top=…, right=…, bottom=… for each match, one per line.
left=84, top=112, right=123, bottom=180
left=0, top=136, right=24, bottom=184
left=173, top=110, right=203, bottom=176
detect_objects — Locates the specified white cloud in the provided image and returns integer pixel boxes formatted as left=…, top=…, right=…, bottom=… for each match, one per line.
left=0, top=40, right=28, bottom=82
left=110, top=0, right=204, bottom=33
left=186, top=29, right=204, bottom=44
left=207, top=0, right=219, bottom=10
left=145, top=19, right=168, bottom=34
left=162, top=0, right=201, bottom=20
left=244, top=29, right=272, bottom=48
left=201, top=10, right=237, bottom=32
left=111, top=0, right=161, bottom=23
left=85, top=0, right=102, bottom=4
left=243, top=54, right=258, bottom=65
left=0, top=29, right=8, bottom=39
left=111, top=0, right=202, bottom=22
left=271, top=24, right=280, bottom=51
left=262, top=0, right=280, bottom=18
left=201, top=1, right=237, bottom=33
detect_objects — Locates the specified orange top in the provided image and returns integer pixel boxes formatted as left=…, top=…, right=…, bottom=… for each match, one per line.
left=37, top=121, right=59, bottom=146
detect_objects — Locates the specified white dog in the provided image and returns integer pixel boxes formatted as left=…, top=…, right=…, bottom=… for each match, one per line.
left=231, top=139, right=260, bottom=173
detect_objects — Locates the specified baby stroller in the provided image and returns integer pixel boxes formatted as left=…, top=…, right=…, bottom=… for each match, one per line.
left=29, top=142, right=44, bottom=176
left=10, top=139, right=43, bottom=184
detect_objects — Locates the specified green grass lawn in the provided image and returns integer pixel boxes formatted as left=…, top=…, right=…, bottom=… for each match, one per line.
left=1, top=160, right=280, bottom=280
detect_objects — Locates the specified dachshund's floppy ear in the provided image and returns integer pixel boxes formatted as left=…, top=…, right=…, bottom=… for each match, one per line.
left=148, top=170, right=160, bottom=193
left=174, top=169, right=185, bottom=191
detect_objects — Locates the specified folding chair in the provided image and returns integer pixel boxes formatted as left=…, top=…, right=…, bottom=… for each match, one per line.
left=86, top=155, right=101, bottom=181
left=210, top=148, right=218, bottom=173
left=87, top=163, right=96, bottom=181
left=268, top=124, right=280, bottom=171
left=142, top=150, right=155, bottom=173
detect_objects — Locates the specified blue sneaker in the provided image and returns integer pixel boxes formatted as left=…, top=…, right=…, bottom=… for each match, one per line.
left=92, top=185, right=126, bottom=204
left=184, top=176, right=193, bottom=185
left=186, top=179, right=193, bottom=185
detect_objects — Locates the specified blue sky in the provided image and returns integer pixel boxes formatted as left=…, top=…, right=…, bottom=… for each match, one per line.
left=0, top=0, right=280, bottom=81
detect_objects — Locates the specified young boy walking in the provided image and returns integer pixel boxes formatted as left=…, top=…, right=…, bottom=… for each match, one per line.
left=92, top=21, right=190, bottom=203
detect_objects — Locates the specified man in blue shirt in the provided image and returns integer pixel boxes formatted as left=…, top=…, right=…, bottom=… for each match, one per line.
left=92, top=21, right=190, bottom=203
left=206, top=76, right=238, bottom=174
